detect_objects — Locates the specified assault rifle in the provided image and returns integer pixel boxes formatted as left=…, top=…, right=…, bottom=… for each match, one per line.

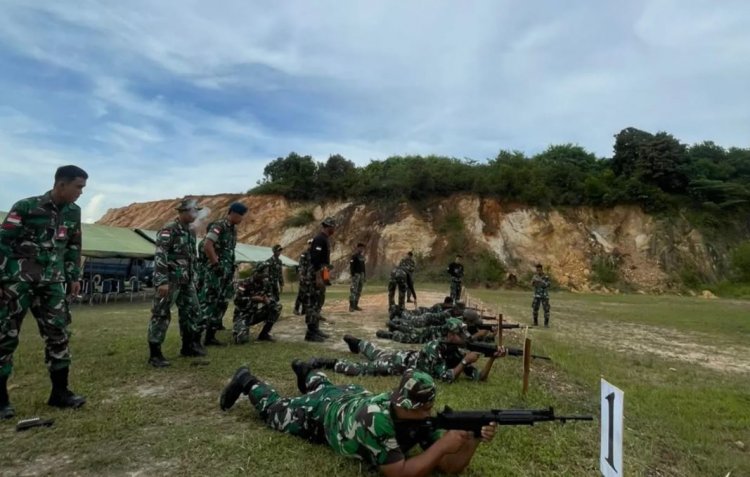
left=396, top=406, right=592, bottom=437
left=474, top=322, right=520, bottom=331
left=446, top=340, right=552, bottom=361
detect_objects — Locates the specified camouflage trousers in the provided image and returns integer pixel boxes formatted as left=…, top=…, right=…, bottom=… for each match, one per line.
left=249, top=371, right=360, bottom=444
left=333, top=339, right=417, bottom=376
left=305, top=284, right=326, bottom=328
left=387, top=278, right=406, bottom=311
left=198, top=268, right=234, bottom=331
left=387, top=323, right=442, bottom=344
left=395, top=311, right=449, bottom=328
left=349, top=273, right=364, bottom=307
left=147, top=282, right=201, bottom=344
left=294, top=280, right=310, bottom=314
left=449, top=278, right=462, bottom=302
left=0, top=281, right=71, bottom=377
left=531, top=296, right=550, bottom=324
left=232, top=302, right=281, bottom=344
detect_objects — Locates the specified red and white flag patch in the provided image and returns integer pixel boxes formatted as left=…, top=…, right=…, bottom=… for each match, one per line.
left=2, top=212, right=22, bottom=229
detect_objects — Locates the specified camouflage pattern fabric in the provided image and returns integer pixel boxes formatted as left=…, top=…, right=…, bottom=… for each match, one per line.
left=387, top=267, right=407, bottom=310
left=0, top=282, right=71, bottom=377
left=399, top=256, right=416, bottom=301
left=197, top=218, right=237, bottom=331
left=294, top=251, right=311, bottom=314
left=394, top=310, right=451, bottom=328
left=349, top=273, right=364, bottom=307
left=531, top=272, right=551, bottom=324
left=0, top=192, right=82, bottom=377
left=304, top=265, right=325, bottom=328
left=147, top=218, right=201, bottom=343
left=447, top=262, right=464, bottom=302
left=265, top=255, right=284, bottom=301
left=232, top=274, right=281, bottom=344
left=248, top=371, right=424, bottom=467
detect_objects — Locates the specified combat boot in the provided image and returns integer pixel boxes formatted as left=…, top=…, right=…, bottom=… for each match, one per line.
left=180, top=335, right=198, bottom=357
left=376, top=330, right=394, bottom=340
left=308, top=357, right=337, bottom=370
left=0, top=375, right=15, bottom=420
left=291, top=359, right=315, bottom=393
left=204, top=329, right=225, bottom=347
left=148, top=343, right=171, bottom=368
left=220, top=366, right=258, bottom=411
left=304, top=325, right=327, bottom=342
left=349, top=300, right=355, bottom=312
left=47, top=368, right=86, bottom=409
left=192, top=335, right=207, bottom=357
left=343, top=334, right=361, bottom=354
left=257, top=322, right=276, bottom=342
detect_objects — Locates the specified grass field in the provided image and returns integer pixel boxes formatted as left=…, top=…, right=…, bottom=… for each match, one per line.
left=2, top=284, right=748, bottom=476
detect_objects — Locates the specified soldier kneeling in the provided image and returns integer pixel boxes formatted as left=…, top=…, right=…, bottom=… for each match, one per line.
left=232, top=263, right=281, bottom=344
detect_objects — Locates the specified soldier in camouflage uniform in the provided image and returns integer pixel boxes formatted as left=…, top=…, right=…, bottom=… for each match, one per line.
left=531, top=263, right=551, bottom=327
left=232, top=262, right=281, bottom=344
left=387, top=264, right=408, bottom=313
left=197, top=202, right=247, bottom=346
left=447, top=254, right=464, bottom=303
left=147, top=198, right=205, bottom=367
left=293, top=239, right=312, bottom=315
left=310, top=319, right=504, bottom=383
left=219, top=366, right=498, bottom=475
left=400, top=251, right=417, bottom=304
left=265, top=244, right=285, bottom=302
left=348, top=242, right=366, bottom=312
left=305, top=217, right=336, bottom=342
left=0, top=165, right=89, bottom=418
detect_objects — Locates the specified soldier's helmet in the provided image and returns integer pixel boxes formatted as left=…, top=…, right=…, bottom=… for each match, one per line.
left=272, top=244, right=283, bottom=253
left=176, top=198, right=203, bottom=211
left=321, top=216, right=336, bottom=227
left=444, top=318, right=471, bottom=339
left=392, top=369, right=436, bottom=410
left=462, top=309, right=481, bottom=325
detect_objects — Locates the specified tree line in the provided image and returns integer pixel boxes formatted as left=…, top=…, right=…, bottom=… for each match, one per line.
left=250, top=127, right=750, bottom=217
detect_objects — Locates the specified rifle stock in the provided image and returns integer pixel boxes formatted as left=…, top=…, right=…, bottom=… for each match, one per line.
left=457, top=340, right=552, bottom=361
left=474, top=322, right=520, bottom=331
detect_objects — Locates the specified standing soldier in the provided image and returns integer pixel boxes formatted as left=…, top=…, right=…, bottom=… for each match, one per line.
left=0, top=165, right=89, bottom=418
left=147, top=198, right=204, bottom=368
left=447, top=254, right=464, bottom=303
left=197, top=202, right=248, bottom=347
left=265, top=244, right=284, bottom=302
left=293, top=239, right=312, bottom=315
left=305, top=217, right=336, bottom=342
left=232, top=263, right=281, bottom=343
left=400, top=251, right=417, bottom=304
left=531, top=263, right=551, bottom=327
left=348, top=242, right=366, bottom=312
left=387, top=264, right=408, bottom=313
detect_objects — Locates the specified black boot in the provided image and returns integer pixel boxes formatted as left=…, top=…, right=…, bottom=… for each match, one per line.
left=343, top=334, right=361, bottom=354
left=257, top=321, right=276, bottom=342
left=192, top=334, right=207, bottom=357
left=204, top=329, right=225, bottom=347
left=181, top=334, right=198, bottom=357
left=47, top=368, right=86, bottom=409
left=220, top=366, right=257, bottom=411
left=349, top=300, right=356, bottom=312
left=148, top=343, right=170, bottom=368
left=304, top=325, right=327, bottom=342
left=291, top=359, right=314, bottom=394
left=376, top=330, right=393, bottom=340
left=308, top=357, right=338, bottom=370
left=0, top=375, right=15, bottom=420
left=354, top=302, right=363, bottom=311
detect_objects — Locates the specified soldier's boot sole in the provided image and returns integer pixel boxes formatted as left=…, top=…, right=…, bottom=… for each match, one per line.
left=342, top=334, right=361, bottom=354
left=291, top=359, right=314, bottom=394
left=0, top=404, right=15, bottom=420
left=220, top=366, right=254, bottom=411
left=48, top=391, right=86, bottom=409
left=148, top=357, right=171, bottom=368
left=304, top=332, right=327, bottom=342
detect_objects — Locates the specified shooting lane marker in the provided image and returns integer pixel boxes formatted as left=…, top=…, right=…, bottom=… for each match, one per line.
left=522, top=337, right=532, bottom=395
left=600, top=379, right=624, bottom=477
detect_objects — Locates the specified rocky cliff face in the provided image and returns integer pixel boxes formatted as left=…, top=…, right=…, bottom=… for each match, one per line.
left=98, top=194, right=722, bottom=291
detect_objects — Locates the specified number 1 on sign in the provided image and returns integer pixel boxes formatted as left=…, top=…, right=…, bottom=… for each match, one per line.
left=600, top=379, right=624, bottom=477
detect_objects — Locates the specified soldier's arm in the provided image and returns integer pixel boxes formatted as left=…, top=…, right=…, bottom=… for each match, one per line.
left=153, top=227, right=173, bottom=287
left=63, top=208, right=82, bottom=282
left=381, top=432, right=477, bottom=477
left=0, top=200, right=29, bottom=275
left=278, top=261, right=284, bottom=287
left=204, top=239, right=219, bottom=266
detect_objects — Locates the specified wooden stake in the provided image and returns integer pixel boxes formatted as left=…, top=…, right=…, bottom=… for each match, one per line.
left=497, top=313, right=504, bottom=348
left=522, top=337, right=532, bottom=395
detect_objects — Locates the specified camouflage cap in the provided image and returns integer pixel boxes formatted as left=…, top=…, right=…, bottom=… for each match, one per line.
left=321, top=216, right=336, bottom=227
left=392, top=369, right=436, bottom=409
left=176, top=198, right=203, bottom=211
left=272, top=244, right=283, bottom=253
left=444, top=317, right=471, bottom=338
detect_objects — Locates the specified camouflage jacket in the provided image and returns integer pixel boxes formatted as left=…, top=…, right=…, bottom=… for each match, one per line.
left=233, top=275, right=274, bottom=313
left=297, top=251, right=310, bottom=284
left=323, top=388, right=439, bottom=467
left=390, top=266, right=407, bottom=283
left=265, top=255, right=284, bottom=287
left=399, top=256, right=416, bottom=275
left=153, top=218, right=197, bottom=287
left=0, top=191, right=82, bottom=283
left=415, top=340, right=479, bottom=382
left=198, top=218, right=236, bottom=271
left=531, top=273, right=551, bottom=298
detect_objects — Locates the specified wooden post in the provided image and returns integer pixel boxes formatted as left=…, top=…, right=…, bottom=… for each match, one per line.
left=522, top=337, right=532, bottom=395
left=497, top=313, right=504, bottom=348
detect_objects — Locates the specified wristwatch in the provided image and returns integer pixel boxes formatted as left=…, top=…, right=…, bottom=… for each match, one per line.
left=460, top=359, right=468, bottom=366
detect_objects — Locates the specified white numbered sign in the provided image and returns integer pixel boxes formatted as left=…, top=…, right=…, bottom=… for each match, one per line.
left=600, top=379, right=624, bottom=477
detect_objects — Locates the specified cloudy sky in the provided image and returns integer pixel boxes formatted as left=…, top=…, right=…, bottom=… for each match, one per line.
left=1, top=0, right=748, bottom=221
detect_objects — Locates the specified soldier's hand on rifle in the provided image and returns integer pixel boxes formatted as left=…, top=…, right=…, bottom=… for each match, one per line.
left=438, top=430, right=473, bottom=453
left=157, top=284, right=169, bottom=298
left=493, top=346, right=507, bottom=358
left=479, top=422, right=498, bottom=442
left=464, top=352, right=480, bottom=365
